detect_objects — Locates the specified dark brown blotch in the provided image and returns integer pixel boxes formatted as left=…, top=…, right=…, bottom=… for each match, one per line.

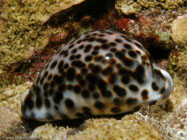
left=113, top=98, right=122, bottom=106
left=33, top=85, right=41, bottom=96
left=160, top=87, right=166, bottom=94
left=115, top=51, right=133, bottom=67
left=111, top=107, right=121, bottom=113
left=109, top=42, right=117, bottom=47
left=65, top=98, right=75, bottom=109
left=54, top=105, right=59, bottom=111
left=94, top=101, right=105, bottom=109
left=88, top=37, right=96, bottom=42
left=64, top=63, right=69, bottom=69
left=113, top=85, right=126, bottom=97
left=128, top=50, right=137, bottom=58
left=36, top=94, right=42, bottom=109
left=48, top=74, right=53, bottom=81
left=82, top=106, right=91, bottom=115
left=86, top=73, right=97, bottom=84
left=121, top=75, right=130, bottom=84
left=84, top=44, right=92, bottom=53
left=50, top=60, right=57, bottom=69
left=90, top=64, right=101, bottom=73
left=60, top=114, right=69, bottom=119
left=94, top=46, right=100, bottom=51
left=46, top=113, right=53, bottom=120
left=43, top=71, right=48, bottom=78
left=108, top=73, right=116, bottom=84
left=133, top=65, right=145, bottom=84
left=85, top=55, right=92, bottom=62
left=115, top=38, right=122, bottom=43
left=43, top=82, right=49, bottom=92
left=77, top=75, right=86, bottom=87
left=50, top=81, right=55, bottom=88
left=110, top=48, right=117, bottom=52
left=101, top=44, right=109, bottom=49
left=58, top=61, right=64, bottom=73
left=129, top=84, right=139, bottom=92
left=69, top=55, right=76, bottom=60
left=152, top=82, right=159, bottom=91
left=67, top=67, right=76, bottom=81
left=91, top=50, right=99, bottom=56
left=69, top=44, right=74, bottom=49
left=76, top=54, right=81, bottom=59
left=49, top=88, right=54, bottom=96
left=63, top=50, right=68, bottom=57
left=58, top=83, right=66, bottom=92
left=53, top=75, right=64, bottom=84
left=82, top=89, right=90, bottom=98
left=44, top=98, right=51, bottom=108
left=100, top=89, right=112, bottom=98
left=36, top=75, right=41, bottom=84
left=96, top=38, right=107, bottom=43
left=126, top=98, right=138, bottom=105
left=53, top=91, right=63, bottom=104
left=134, top=41, right=144, bottom=50
left=78, top=45, right=84, bottom=50
left=67, top=84, right=73, bottom=90
left=88, top=83, right=95, bottom=91
left=73, top=85, right=81, bottom=94
left=76, top=113, right=84, bottom=117
left=93, top=92, right=100, bottom=99
left=102, top=66, right=113, bottom=76
left=72, top=60, right=85, bottom=68
left=124, top=44, right=132, bottom=49
left=97, top=79, right=107, bottom=91
left=141, top=89, right=149, bottom=100
left=24, top=92, right=34, bottom=110
left=94, top=55, right=105, bottom=63
left=40, top=77, right=44, bottom=85
left=71, top=48, right=77, bottom=54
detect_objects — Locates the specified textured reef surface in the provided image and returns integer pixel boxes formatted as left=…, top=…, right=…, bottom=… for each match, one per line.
left=0, top=0, right=186, bottom=140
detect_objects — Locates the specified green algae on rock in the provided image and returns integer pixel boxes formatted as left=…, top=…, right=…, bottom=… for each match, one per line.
left=115, top=0, right=185, bottom=15
left=169, top=50, right=187, bottom=86
left=169, top=14, right=187, bottom=85
left=0, top=0, right=86, bottom=70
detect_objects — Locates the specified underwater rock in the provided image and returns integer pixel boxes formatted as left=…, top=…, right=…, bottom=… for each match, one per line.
left=115, top=0, right=185, bottom=15
left=31, top=114, right=166, bottom=140
left=0, top=0, right=86, bottom=70
left=171, top=15, right=187, bottom=46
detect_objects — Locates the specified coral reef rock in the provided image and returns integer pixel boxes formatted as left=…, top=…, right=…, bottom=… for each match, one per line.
left=171, top=14, right=187, bottom=46
left=0, top=0, right=86, bottom=70
left=115, top=0, right=185, bottom=15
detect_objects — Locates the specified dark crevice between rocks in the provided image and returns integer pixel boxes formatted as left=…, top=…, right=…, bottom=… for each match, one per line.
left=136, top=38, right=173, bottom=63
left=45, top=0, right=116, bottom=27
left=147, top=45, right=171, bottom=62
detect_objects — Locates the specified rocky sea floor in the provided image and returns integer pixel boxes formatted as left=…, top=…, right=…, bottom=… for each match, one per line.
left=0, top=0, right=186, bottom=140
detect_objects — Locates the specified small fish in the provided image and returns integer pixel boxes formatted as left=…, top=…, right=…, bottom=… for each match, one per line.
left=21, top=30, right=174, bottom=121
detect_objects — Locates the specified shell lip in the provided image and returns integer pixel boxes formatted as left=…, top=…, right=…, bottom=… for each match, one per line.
left=159, top=68, right=174, bottom=99
left=21, top=90, right=29, bottom=106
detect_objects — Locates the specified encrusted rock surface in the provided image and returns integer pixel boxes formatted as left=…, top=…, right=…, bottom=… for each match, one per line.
left=0, top=0, right=85, bottom=70
left=0, top=76, right=186, bottom=140
left=115, top=0, right=186, bottom=15
left=171, top=14, right=187, bottom=46
left=0, top=0, right=186, bottom=140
